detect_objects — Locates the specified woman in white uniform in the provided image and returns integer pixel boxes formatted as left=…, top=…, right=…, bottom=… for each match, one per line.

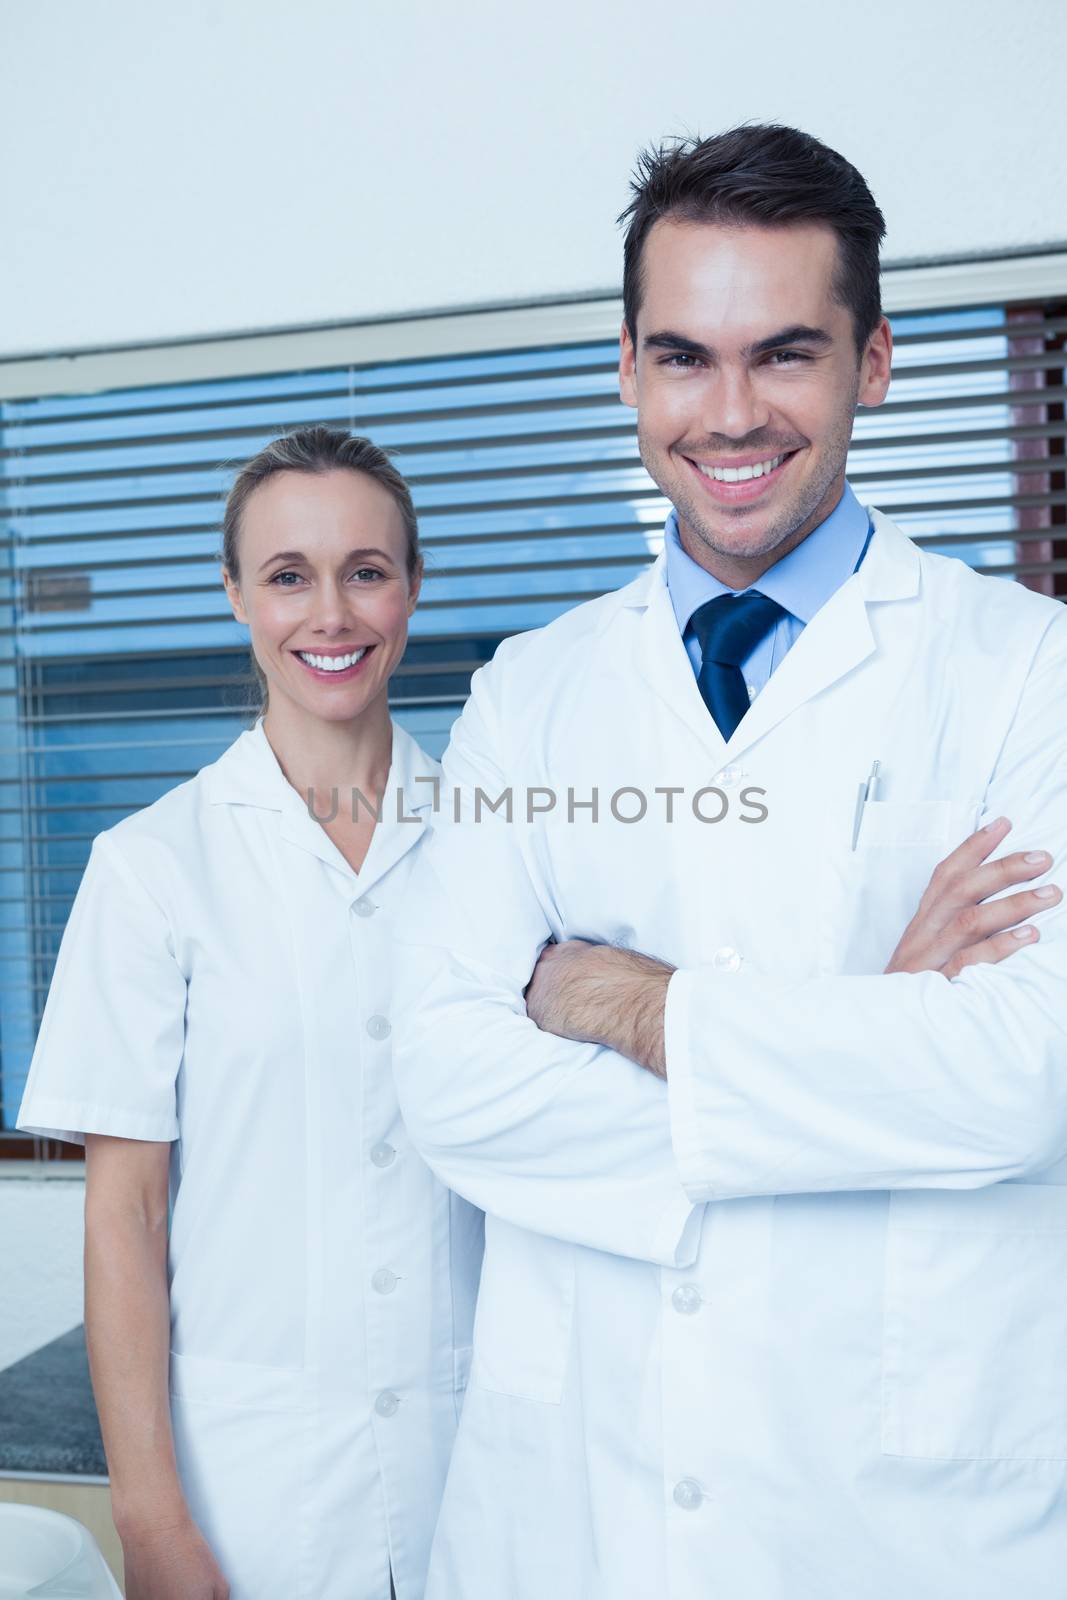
left=17, top=426, right=483, bottom=1600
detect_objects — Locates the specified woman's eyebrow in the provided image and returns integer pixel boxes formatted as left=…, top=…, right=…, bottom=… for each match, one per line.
left=257, top=546, right=396, bottom=573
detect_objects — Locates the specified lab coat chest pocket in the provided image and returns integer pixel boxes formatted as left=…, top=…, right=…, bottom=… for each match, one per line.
left=834, top=799, right=979, bottom=974
left=469, top=1214, right=574, bottom=1404
left=882, top=1185, right=1067, bottom=1462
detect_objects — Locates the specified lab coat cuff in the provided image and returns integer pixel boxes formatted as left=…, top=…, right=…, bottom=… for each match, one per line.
left=16, top=1095, right=179, bottom=1147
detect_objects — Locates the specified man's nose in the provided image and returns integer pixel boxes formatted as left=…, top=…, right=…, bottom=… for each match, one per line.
left=702, top=365, right=770, bottom=443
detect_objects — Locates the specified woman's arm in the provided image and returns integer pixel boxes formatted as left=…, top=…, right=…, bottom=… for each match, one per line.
left=84, top=1134, right=229, bottom=1600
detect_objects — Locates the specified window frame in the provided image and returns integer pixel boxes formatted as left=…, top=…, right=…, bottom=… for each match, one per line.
left=3, top=249, right=1066, bottom=1160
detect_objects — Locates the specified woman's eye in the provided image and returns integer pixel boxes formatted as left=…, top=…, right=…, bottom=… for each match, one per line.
left=269, top=570, right=303, bottom=586
left=353, top=567, right=385, bottom=582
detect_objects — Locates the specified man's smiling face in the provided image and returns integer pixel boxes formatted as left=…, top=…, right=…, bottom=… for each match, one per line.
left=619, top=218, right=892, bottom=586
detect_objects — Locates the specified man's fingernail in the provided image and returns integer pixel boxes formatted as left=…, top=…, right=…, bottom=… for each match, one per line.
left=1012, top=926, right=1037, bottom=939
left=1034, top=885, right=1059, bottom=899
left=982, top=817, right=1008, bottom=832
left=1024, top=851, right=1050, bottom=864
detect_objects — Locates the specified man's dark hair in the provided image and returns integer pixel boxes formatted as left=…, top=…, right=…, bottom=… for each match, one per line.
left=619, top=123, right=886, bottom=356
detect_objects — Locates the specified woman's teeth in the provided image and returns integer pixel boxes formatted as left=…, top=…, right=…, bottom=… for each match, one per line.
left=297, top=649, right=367, bottom=672
left=698, top=453, right=786, bottom=483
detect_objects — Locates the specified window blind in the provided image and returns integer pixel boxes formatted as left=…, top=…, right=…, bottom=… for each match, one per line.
left=1, top=298, right=1064, bottom=1130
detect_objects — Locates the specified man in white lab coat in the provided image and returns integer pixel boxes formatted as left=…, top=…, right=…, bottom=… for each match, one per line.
left=392, top=124, right=1067, bottom=1599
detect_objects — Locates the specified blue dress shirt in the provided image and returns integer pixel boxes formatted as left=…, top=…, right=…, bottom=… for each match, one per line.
left=664, top=481, right=873, bottom=699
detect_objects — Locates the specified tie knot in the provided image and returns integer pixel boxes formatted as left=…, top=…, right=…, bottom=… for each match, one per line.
left=691, top=590, right=786, bottom=668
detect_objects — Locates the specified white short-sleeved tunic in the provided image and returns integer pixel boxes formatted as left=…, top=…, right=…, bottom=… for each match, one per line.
left=18, top=717, right=484, bottom=1600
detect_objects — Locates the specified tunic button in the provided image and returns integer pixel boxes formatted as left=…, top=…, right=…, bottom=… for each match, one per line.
left=673, top=1478, right=704, bottom=1511
left=370, top=1141, right=396, bottom=1168
left=366, top=1014, right=392, bottom=1040
left=371, top=1268, right=398, bottom=1295
left=375, top=1390, right=400, bottom=1418
left=713, top=766, right=742, bottom=790
left=353, top=899, right=376, bottom=918
left=671, top=1284, right=702, bottom=1316
left=712, top=946, right=742, bottom=973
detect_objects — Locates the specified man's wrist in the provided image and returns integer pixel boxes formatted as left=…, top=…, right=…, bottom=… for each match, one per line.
left=586, top=948, right=672, bottom=1076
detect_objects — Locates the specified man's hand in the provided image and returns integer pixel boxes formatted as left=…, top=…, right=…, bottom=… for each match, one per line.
left=885, top=815, right=1061, bottom=976
left=524, top=940, right=673, bottom=1079
left=526, top=817, right=1060, bottom=1079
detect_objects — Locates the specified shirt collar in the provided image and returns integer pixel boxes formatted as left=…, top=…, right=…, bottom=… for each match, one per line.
left=663, top=480, right=872, bottom=634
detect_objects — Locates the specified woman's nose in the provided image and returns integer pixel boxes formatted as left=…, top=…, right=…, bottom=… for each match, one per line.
left=308, top=583, right=355, bottom=633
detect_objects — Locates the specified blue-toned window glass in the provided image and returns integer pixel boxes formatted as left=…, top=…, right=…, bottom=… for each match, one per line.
left=1, top=305, right=1063, bottom=1130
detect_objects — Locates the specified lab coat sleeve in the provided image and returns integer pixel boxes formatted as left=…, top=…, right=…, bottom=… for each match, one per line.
left=664, top=608, right=1067, bottom=1201
left=390, top=659, right=701, bottom=1267
left=16, top=832, right=186, bottom=1146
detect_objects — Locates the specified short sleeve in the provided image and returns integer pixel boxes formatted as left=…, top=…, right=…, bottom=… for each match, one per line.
left=16, top=832, right=187, bottom=1146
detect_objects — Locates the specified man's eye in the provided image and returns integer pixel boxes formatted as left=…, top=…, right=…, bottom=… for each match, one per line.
left=663, top=353, right=701, bottom=369
left=769, top=350, right=811, bottom=365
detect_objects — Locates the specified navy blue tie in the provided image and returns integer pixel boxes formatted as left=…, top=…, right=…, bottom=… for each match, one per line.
left=691, top=591, right=787, bottom=740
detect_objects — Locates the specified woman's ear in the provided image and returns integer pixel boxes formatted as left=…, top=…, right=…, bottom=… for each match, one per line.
left=407, top=556, right=424, bottom=616
left=222, top=565, right=248, bottom=625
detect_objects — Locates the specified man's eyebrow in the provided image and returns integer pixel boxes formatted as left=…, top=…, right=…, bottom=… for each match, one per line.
left=642, top=331, right=713, bottom=358
left=257, top=546, right=396, bottom=573
left=641, top=325, right=834, bottom=360
left=746, top=324, right=833, bottom=358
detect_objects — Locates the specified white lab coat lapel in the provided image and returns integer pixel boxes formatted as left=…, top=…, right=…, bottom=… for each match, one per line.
left=630, top=555, right=731, bottom=762
left=730, top=508, right=921, bottom=758
left=353, top=724, right=440, bottom=899
left=632, top=510, right=921, bottom=764
left=204, top=717, right=437, bottom=903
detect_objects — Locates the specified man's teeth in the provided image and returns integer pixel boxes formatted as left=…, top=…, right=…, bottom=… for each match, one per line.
left=698, top=454, right=786, bottom=484
left=297, top=649, right=367, bottom=672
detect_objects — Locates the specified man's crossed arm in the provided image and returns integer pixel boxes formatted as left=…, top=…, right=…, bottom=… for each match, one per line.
left=524, top=817, right=1060, bottom=1078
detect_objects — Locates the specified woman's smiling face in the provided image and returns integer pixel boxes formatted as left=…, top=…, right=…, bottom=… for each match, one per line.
left=222, top=467, right=420, bottom=727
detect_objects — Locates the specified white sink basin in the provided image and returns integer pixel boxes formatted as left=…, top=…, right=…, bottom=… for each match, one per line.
left=0, top=1504, right=121, bottom=1598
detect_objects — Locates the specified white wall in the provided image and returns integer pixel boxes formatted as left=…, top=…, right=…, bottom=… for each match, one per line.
left=1, top=0, right=1064, bottom=358
left=0, top=1176, right=85, bottom=1370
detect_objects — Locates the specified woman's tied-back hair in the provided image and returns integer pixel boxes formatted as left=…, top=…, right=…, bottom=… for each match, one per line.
left=221, top=425, right=421, bottom=713
left=618, top=123, right=887, bottom=358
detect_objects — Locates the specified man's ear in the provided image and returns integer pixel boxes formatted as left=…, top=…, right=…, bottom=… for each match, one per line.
left=222, top=566, right=248, bottom=626
left=858, top=316, right=893, bottom=408
left=619, top=319, right=638, bottom=410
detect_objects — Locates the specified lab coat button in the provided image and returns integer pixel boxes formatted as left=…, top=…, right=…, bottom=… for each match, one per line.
left=367, top=1014, right=392, bottom=1040
left=375, top=1390, right=400, bottom=1418
left=371, top=1267, right=398, bottom=1295
left=671, top=1284, right=702, bottom=1315
left=370, top=1141, right=396, bottom=1168
left=673, top=1478, right=704, bottom=1511
left=714, top=766, right=742, bottom=789
left=712, top=946, right=742, bottom=973
left=353, top=898, right=376, bottom=918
